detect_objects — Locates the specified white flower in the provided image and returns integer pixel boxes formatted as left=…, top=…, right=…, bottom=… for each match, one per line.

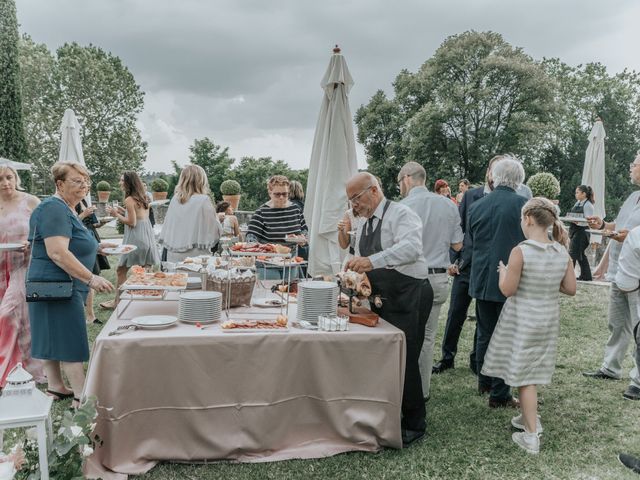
left=81, top=446, right=94, bottom=458
left=70, top=426, right=83, bottom=438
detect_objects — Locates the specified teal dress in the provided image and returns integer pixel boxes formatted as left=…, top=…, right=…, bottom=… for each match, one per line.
left=28, top=197, right=98, bottom=362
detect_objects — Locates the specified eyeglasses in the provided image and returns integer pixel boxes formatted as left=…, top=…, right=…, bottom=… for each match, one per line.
left=348, top=185, right=373, bottom=205
left=271, top=191, right=289, bottom=198
left=66, top=178, right=92, bottom=187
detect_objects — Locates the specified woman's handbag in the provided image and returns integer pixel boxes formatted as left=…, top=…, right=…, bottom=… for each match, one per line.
left=25, top=223, right=73, bottom=302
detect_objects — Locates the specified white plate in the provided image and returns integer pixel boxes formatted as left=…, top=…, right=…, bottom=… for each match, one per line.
left=179, top=291, right=222, bottom=300
left=284, top=235, right=307, bottom=244
left=103, top=244, right=138, bottom=255
left=0, top=243, right=24, bottom=251
left=131, top=315, right=177, bottom=329
left=252, top=298, right=286, bottom=308
left=179, top=318, right=219, bottom=324
left=299, top=281, right=339, bottom=289
left=222, top=327, right=289, bottom=333
left=559, top=216, right=589, bottom=226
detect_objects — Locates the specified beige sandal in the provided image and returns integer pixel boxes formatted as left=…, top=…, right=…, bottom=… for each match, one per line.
left=99, top=300, right=115, bottom=310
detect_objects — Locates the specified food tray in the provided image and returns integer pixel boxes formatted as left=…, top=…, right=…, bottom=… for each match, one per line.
left=231, top=251, right=292, bottom=258
left=120, top=290, right=166, bottom=300
left=120, top=272, right=188, bottom=291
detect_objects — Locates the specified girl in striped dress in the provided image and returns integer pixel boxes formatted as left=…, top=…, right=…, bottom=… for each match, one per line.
left=482, top=198, right=576, bottom=454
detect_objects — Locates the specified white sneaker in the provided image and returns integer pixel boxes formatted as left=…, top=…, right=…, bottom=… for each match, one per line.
left=511, top=413, right=543, bottom=433
left=512, top=431, right=540, bottom=454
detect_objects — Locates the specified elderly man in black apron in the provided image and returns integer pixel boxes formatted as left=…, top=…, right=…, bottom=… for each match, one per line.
left=345, top=172, right=433, bottom=447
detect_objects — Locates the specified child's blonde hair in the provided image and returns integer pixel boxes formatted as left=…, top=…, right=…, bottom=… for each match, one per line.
left=522, top=197, right=568, bottom=247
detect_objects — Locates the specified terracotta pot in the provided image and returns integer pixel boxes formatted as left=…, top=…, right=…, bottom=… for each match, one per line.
left=152, top=191, right=168, bottom=201
left=222, top=194, right=241, bottom=211
left=97, top=191, right=110, bottom=203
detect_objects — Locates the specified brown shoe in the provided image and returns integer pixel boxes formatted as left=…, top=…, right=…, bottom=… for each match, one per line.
left=488, top=396, right=520, bottom=409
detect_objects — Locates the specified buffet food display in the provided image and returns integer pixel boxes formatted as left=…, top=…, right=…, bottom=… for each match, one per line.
left=121, top=267, right=188, bottom=290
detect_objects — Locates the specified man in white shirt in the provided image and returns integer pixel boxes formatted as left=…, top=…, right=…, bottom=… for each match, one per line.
left=584, top=152, right=640, bottom=382
left=397, top=162, right=463, bottom=399
left=346, top=172, right=433, bottom=447
left=611, top=225, right=640, bottom=400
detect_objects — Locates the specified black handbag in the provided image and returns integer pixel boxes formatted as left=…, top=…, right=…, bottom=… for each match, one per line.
left=25, top=222, right=74, bottom=302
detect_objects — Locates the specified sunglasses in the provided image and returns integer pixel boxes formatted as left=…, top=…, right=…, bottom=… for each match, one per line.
left=271, top=192, right=289, bottom=198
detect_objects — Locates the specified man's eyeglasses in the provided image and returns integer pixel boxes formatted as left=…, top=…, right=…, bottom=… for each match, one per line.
left=349, top=185, right=373, bottom=205
left=271, top=191, right=289, bottom=198
left=66, top=178, right=92, bottom=187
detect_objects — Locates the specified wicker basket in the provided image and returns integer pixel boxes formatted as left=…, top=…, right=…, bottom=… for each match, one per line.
left=205, top=276, right=256, bottom=308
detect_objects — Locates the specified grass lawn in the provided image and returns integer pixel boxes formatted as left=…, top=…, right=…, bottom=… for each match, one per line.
left=4, top=256, right=640, bottom=479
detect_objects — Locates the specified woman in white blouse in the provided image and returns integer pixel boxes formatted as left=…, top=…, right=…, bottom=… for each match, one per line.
left=158, top=165, right=222, bottom=262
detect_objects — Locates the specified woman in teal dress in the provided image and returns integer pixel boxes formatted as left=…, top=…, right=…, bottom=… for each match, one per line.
left=28, top=162, right=114, bottom=407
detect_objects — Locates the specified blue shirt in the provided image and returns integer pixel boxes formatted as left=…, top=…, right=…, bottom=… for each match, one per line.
left=28, top=197, right=98, bottom=293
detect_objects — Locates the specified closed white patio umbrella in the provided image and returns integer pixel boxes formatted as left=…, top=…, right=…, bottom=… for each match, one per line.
left=305, top=46, right=358, bottom=276
left=581, top=119, right=606, bottom=219
left=0, top=157, right=31, bottom=170
left=58, top=108, right=91, bottom=204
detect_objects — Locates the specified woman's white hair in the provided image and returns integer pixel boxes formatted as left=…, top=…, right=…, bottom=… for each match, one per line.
left=491, top=156, right=525, bottom=190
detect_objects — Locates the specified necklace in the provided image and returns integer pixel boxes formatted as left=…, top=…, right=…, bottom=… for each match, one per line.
left=54, top=192, right=77, bottom=212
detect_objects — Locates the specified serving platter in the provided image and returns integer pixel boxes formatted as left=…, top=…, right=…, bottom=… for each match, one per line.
left=130, top=315, right=178, bottom=329
left=103, top=244, right=138, bottom=255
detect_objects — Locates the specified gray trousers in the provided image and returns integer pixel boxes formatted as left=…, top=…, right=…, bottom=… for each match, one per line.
left=601, top=283, right=640, bottom=386
left=419, top=273, right=449, bottom=397
left=633, top=320, right=640, bottom=389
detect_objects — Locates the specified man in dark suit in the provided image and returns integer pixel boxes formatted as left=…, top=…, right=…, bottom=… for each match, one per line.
left=468, top=156, right=527, bottom=408
left=433, top=156, right=501, bottom=374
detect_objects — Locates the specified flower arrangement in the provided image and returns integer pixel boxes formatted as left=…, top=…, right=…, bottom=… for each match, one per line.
left=14, top=397, right=101, bottom=480
left=527, top=172, right=561, bottom=200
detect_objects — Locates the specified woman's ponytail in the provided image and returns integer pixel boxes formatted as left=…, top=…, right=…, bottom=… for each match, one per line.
left=553, top=219, right=569, bottom=248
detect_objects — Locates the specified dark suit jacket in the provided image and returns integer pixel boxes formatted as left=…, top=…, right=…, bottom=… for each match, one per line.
left=468, top=185, right=526, bottom=303
left=450, top=186, right=486, bottom=273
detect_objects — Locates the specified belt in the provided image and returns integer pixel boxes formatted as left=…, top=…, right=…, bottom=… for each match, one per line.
left=427, top=268, right=446, bottom=274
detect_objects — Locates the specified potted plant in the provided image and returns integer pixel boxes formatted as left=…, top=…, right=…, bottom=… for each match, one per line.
left=151, top=178, right=169, bottom=201
left=220, top=179, right=241, bottom=210
left=96, top=181, right=111, bottom=203
left=527, top=172, right=561, bottom=200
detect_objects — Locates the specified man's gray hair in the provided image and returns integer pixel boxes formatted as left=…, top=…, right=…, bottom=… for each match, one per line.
left=491, top=156, right=525, bottom=190
left=397, top=161, right=426, bottom=183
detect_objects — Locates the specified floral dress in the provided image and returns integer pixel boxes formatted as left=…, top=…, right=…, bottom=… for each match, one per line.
left=0, top=195, right=44, bottom=385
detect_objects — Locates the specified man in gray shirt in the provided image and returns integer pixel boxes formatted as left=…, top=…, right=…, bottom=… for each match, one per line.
left=583, top=152, right=640, bottom=391
left=398, top=162, right=464, bottom=399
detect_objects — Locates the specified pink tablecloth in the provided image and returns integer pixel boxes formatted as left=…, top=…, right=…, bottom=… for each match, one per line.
left=83, top=296, right=405, bottom=479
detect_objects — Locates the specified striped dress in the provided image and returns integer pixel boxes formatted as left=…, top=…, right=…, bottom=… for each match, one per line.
left=246, top=203, right=307, bottom=243
left=481, top=240, right=569, bottom=386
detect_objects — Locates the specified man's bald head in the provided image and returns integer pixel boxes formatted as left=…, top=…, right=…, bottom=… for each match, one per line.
left=397, top=162, right=426, bottom=197
left=346, top=172, right=383, bottom=218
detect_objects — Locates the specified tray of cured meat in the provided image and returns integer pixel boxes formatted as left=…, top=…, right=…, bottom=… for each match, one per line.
left=121, top=267, right=189, bottom=291
left=230, top=242, right=291, bottom=257
left=120, top=289, right=166, bottom=300
left=221, top=316, right=288, bottom=332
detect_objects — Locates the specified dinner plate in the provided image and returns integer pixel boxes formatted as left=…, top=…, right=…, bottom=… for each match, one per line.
left=0, top=243, right=24, bottom=251
left=179, top=291, right=222, bottom=300
left=284, top=235, right=307, bottom=244
left=131, top=315, right=177, bottom=329
left=103, top=244, right=138, bottom=255
left=252, top=298, right=286, bottom=308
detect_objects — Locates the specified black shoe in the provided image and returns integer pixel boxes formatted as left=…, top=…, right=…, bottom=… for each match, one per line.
left=619, top=453, right=640, bottom=473
left=401, top=428, right=426, bottom=448
left=478, top=385, right=491, bottom=395
left=432, top=361, right=453, bottom=374
left=623, top=385, right=640, bottom=400
left=582, top=369, right=619, bottom=380
left=488, top=396, right=520, bottom=409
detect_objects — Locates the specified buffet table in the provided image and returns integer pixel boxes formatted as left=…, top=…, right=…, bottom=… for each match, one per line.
left=83, top=292, right=406, bottom=479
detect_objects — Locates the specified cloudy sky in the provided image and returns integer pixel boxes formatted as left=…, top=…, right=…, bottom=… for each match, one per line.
left=15, top=0, right=640, bottom=173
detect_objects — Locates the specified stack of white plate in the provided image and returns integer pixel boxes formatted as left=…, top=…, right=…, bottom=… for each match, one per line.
left=187, top=277, right=202, bottom=290
left=296, top=281, right=339, bottom=324
left=178, top=291, right=222, bottom=324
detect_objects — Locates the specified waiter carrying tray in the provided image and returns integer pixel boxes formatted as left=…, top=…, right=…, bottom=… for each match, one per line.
left=345, top=172, right=433, bottom=447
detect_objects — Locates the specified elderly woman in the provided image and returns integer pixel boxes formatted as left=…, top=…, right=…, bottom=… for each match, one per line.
left=28, top=162, right=113, bottom=406
left=158, top=164, right=222, bottom=262
left=0, top=163, right=44, bottom=386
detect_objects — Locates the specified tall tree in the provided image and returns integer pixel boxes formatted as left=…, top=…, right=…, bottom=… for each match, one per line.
left=0, top=0, right=28, bottom=165
left=19, top=37, right=147, bottom=191
left=188, top=137, right=234, bottom=201
left=356, top=31, right=557, bottom=195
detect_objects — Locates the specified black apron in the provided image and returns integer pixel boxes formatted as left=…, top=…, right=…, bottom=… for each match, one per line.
left=568, top=201, right=589, bottom=260
left=359, top=200, right=427, bottom=432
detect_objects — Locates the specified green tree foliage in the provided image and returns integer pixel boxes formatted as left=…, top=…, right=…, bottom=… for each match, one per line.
left=188, top=137, right=234, bottom=201
left=355, top=31, right=557, bottom=196
left=228, top=156, right=308, bottom=211
left=538, top=60, right=640, bottom=217
left=0, top=0, right=28, bottom=166
left=18, top=36, right=147, bottom=192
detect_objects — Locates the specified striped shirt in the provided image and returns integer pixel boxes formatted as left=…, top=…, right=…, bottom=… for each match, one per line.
left=246, top=203, right=307, bottom=243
